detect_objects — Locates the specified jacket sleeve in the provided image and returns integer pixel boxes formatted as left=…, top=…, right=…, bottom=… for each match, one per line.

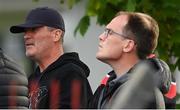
left=0, top=49, right=29, bottom=109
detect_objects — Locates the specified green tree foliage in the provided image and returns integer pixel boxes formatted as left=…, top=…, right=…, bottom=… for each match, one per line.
left=61, top=0, right=180, bottom=72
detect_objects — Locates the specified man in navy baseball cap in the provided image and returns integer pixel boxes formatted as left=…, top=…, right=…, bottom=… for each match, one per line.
left=10, top=7, right=65, bottom=33
left=10, top=7, right=93, bottom=109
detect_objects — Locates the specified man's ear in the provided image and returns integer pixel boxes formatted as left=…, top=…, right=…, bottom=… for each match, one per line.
left=123, top=40, right=136, bottom=53
left=53, top=29, right=61, bottom=42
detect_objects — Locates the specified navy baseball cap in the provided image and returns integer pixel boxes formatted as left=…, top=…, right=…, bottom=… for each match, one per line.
left=10, top=7, right=65, bottom=33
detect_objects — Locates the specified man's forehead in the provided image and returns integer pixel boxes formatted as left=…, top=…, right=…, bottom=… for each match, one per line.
left=107, top=15, right=128, bottom=30
left=114, top=15, right=128, bottom=25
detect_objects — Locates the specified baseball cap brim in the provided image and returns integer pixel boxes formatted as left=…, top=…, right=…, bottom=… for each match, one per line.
left=10, top=23, right=43, bottom=33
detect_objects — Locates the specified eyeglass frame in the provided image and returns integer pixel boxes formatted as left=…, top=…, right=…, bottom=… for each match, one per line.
left=103, top=28, right=136, bottom=43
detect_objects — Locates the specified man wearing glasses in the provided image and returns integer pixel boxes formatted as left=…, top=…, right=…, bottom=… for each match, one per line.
left=89, top=11, right=176, bottom=109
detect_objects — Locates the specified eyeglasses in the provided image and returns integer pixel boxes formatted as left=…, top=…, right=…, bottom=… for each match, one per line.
left=104, top=28, right=128, bottom=39
left=103, top=28, right=137, bottom=44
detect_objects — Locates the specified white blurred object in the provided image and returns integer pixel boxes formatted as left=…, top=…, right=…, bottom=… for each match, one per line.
left=175, top=67, right=180, bottom=104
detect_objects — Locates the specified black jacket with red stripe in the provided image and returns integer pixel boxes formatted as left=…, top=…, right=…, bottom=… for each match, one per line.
left=89, top=58, right=176, bottom=109
left=28, top=52, right=93, bottom=109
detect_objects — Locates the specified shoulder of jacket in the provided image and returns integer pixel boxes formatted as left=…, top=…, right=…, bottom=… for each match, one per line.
left=0, top=50, right=26, bottom=75
left=62, top=62, right=84, bottom=71
left=53, top=63, right=86, bottom=78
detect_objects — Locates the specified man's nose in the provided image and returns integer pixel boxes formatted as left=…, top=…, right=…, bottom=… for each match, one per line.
left=24, top=31, right=32, bottom=39
left=99, top=33, right=107, bottom=41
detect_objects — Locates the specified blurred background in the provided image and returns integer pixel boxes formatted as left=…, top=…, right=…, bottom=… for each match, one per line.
left=0, top=0, right=179, bottom=105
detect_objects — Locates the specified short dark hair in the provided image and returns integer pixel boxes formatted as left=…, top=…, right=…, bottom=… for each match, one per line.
left=116, top=12, right=159, bottom=59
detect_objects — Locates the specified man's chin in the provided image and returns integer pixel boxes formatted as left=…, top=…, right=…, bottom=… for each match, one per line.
left=26, top=52, right=35, bottom=59
left=96, top=55, right=105, bottom=62
left=96, top=54, right=110, bottom=64
left=96, top=53, right=101, bottom=60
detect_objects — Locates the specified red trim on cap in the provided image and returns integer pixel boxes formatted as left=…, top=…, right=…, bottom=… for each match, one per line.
left=101, top=75, right=110, bottom=85
left=165, top=82, right=176, bottom=99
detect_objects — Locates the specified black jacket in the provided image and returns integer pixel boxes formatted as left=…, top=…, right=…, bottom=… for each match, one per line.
left=0, top=48, right=29, bottom=108
left=28, top=52, right=93, bottom=109
left=90, top=58, right=175, bottom=109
